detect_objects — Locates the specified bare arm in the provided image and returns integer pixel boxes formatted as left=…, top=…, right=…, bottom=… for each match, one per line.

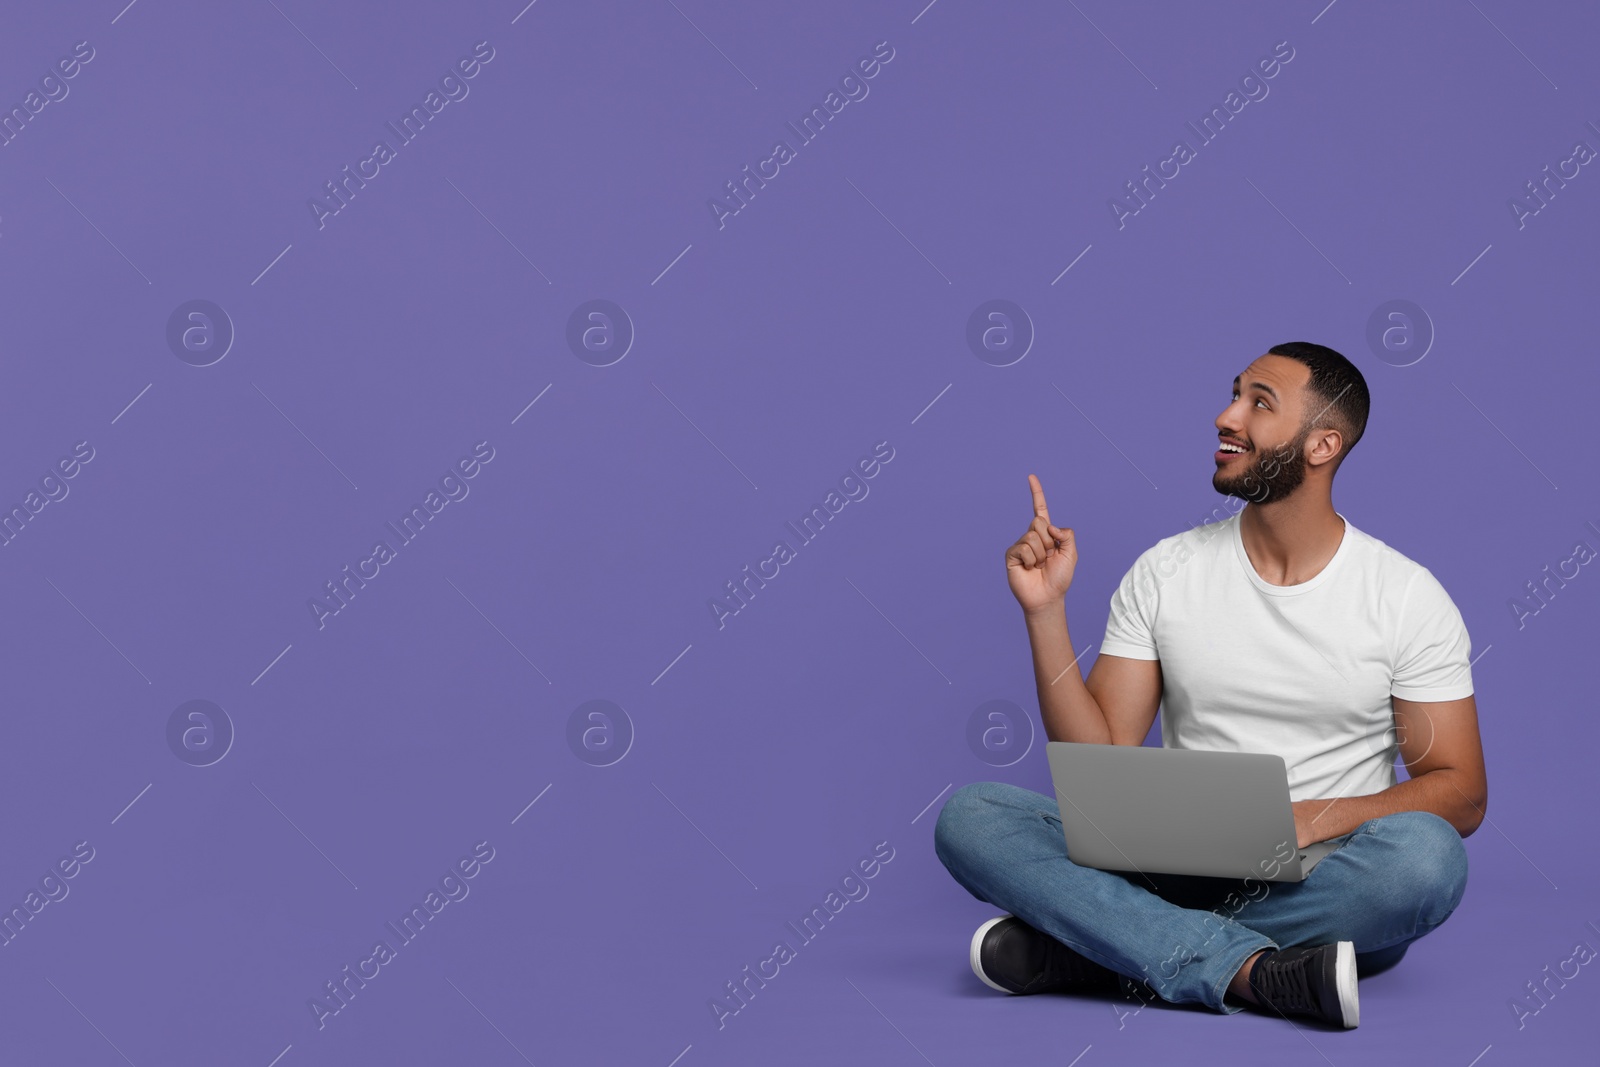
left=1025, top=605, right=1162, bottom=745
left=1007, top=474, right=1163, bottom=746
left=1292, top=694, right=1488, bottom=846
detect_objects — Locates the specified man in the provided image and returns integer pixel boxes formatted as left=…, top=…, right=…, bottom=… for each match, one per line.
left=934, top=342, right=1485, bottom=1028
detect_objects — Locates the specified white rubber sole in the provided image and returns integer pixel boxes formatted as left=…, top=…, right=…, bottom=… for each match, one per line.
left=969, top=914, right=1018, bottom=994
left=1334, top=940, right=1360, bottom=1028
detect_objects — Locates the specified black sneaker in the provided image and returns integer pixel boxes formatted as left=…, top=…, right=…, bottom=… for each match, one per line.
left=969, top=914, right=1125, bottom=996
left=1248, top=942, right=1359, bottom=1028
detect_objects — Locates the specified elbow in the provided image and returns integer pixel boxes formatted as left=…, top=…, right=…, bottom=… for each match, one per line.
left=1456, top=785, right=1487, bottom=838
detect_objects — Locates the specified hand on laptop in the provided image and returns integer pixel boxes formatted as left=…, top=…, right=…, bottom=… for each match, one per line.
left=1292, top=799, right=1338, bottom=848
left=1007, top=474, right=1078, bottom=614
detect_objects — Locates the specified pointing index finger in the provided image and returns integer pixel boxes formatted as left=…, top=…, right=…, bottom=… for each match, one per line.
left=1028, top=474, right=1051, bottom=525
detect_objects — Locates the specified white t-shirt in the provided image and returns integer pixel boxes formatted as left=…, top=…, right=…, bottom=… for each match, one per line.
left=1098, top=510, right=1475, bottom=803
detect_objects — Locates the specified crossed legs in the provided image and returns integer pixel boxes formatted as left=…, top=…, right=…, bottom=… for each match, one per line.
left=933, top=781, right=1468, bottom=1013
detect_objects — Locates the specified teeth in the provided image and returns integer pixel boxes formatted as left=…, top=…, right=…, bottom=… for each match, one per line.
left=1219, top=443, right=1246, bottom=453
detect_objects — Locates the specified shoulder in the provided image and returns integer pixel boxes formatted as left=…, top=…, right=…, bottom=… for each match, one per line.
left=1344, top=520, right=1462, bottom=614
left=1120, top=510, right=1238, bottom=585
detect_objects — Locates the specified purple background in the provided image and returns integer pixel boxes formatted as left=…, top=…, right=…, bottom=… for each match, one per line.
left=1, top=1, right=1596, bottom=1064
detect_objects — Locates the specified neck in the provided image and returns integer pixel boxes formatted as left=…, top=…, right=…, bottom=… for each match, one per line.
left=1237, top=488, right=1344, bottom=586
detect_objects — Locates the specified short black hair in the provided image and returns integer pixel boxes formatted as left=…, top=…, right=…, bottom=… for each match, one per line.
left=1267, top=341, right=1370, bottom=464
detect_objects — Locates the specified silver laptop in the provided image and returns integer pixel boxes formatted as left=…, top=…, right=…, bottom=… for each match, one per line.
left=1045, top=741, right=1338, bottom=882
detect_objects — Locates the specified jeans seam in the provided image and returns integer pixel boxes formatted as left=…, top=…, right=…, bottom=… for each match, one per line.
left=1211, top=934, right=1276, bottom=1013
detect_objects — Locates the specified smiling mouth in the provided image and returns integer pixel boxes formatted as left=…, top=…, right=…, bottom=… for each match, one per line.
left=1215, top=444, right=1248, bottom=462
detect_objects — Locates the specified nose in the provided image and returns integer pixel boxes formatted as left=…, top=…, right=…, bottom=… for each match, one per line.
left=1216, top=404, right=1242, bottom=435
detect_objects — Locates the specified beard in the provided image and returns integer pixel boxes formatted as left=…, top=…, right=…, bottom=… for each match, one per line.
left=1213, top=423, right=1311, bottom=504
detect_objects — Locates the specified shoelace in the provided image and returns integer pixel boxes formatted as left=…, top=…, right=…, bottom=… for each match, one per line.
left=1252, top=950, right=1318, bottom=1015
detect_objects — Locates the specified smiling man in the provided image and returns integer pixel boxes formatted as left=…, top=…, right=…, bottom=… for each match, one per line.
left=934, top=342, right=1485, bottom=1028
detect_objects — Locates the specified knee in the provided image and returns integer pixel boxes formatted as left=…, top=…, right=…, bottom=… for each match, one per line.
left=1369, top=811, right=1469, bottom=924
left=933, top=782, right=1020, bottom=866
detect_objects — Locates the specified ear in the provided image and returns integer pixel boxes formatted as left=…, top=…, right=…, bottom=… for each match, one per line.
left=1307, top=427, right=1344, bottom=468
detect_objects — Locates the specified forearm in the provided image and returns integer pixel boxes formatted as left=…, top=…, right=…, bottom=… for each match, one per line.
left=1304, top=768, right=1486, bottom=841
left=1024, top=601, right=1111, bottom=744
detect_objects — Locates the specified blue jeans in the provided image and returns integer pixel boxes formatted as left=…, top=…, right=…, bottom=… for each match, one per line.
left=934, top=781, right=1469, bottom=1013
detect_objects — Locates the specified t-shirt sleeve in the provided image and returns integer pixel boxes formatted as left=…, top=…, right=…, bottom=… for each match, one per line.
left=1390, top=568, right=1475, bottom=701
left=1099, top=548, right=1160, bottom=661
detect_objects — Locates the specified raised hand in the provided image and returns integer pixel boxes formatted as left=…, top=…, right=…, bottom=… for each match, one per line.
left=1005, top=474, right=1078, bottom=614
